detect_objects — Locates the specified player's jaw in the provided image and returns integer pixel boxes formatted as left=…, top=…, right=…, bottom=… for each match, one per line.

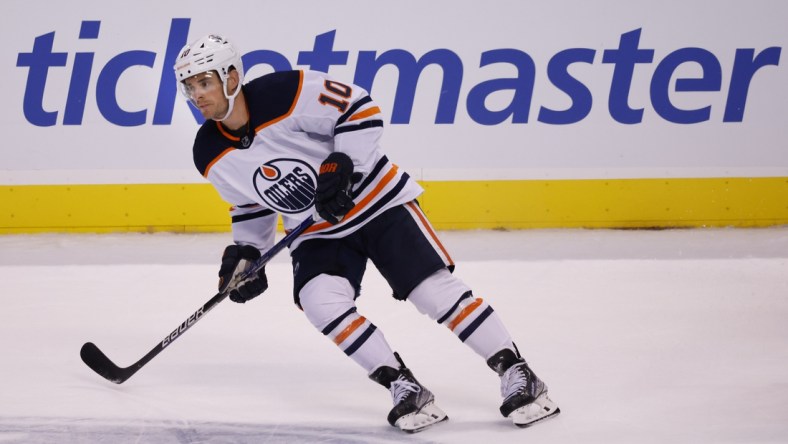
left=196, top=98, right=229, bottom=121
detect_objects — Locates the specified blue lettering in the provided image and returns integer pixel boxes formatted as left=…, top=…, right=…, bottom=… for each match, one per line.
left=538, top=48, right=596, bottom=125
left=243, top=50, right=293, bottom=73
left=651, top=48, right=722, bottom=124
left=13, top=25, right=783, bottom=127
left=355, top=48, right=463, bottom=124
left=724, top=47, right=781, bottom=122
left=297, top=30, right=348, bottom=73
left=16, top=32, right=67, bottom=127
left=153, top=18, right=191, bottom=125
left=467, top=49, right=535, bottom=125
left=63, top=21, right=101, bottom=125
left=602, top=28, right=655, bottom=124
left=96, top=50, right=155, bottom=126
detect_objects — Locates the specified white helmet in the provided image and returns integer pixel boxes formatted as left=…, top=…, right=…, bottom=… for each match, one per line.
left=174, top=34, right=244, bottom=121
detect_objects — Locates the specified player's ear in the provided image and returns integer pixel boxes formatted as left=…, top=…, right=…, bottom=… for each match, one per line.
left=227, top=69, right=240, bottom=95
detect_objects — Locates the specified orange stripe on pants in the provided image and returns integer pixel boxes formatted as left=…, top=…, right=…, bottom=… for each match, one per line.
left=406, top=201, right=454, bottom=266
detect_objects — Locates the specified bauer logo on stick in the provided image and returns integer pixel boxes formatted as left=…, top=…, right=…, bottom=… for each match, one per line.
left=161, top=306, right=205, bottom=348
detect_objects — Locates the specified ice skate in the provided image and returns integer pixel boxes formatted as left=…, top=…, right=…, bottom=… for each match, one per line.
left=369, top=353, right=448, bottom=433
left=488, top=348, right=561, bottom=428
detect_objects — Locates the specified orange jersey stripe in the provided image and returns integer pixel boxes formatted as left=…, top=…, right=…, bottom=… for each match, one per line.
left=406, top=201, right=454, bottom=265
left=203, top=147, right=235, bottom=178
left=216, top=121, right=240, bottom=141
left=216, top=100, right=255, bottom=141
left=255, top=70, right=304, bottom=133
left=348, top=106, right=381, bottom=122
left=334, top=316, right=367, bottom=345
left=306, top=164, right=399, bottom=233
left=448, top=298, right=483, bottom=331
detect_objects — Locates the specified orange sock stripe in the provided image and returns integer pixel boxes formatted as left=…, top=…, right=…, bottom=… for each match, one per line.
left=447, top=298, right=483, bottom=331
left=334, top=316, right=367, bottom=345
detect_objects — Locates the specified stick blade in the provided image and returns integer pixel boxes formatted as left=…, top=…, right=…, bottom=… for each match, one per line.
left=80, top=342, right=128, bottom=384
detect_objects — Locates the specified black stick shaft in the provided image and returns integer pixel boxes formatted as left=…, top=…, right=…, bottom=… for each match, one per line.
left=81, top=216, right=315, bottom=384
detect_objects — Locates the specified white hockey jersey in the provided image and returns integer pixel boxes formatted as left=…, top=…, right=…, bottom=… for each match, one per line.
left=192, top=70, right=424, bottom=252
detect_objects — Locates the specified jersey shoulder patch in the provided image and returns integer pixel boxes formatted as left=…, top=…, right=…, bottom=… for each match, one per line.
left=246, top=70, right=303, bottom=130
left=193, top=122, right=231, bottom=177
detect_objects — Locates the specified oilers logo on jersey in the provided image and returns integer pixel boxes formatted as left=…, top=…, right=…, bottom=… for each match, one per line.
left=192, top=70, right=423, bottom=237
left=252, top=158, right=317, bottom=214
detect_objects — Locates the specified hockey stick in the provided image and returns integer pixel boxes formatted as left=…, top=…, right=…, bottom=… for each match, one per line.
left=80, top=216, right=315, bottom=384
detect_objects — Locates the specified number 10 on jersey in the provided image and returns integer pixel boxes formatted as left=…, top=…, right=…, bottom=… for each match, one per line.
left=318, top=80, right=353, bottom=113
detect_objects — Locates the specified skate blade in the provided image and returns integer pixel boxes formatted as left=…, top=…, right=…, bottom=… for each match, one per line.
left=395, top=402, right=449, bottom=433
left=509, top=393, right=561, bottom=428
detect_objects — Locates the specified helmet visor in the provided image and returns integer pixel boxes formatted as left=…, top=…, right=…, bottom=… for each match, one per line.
left=179, top=71, right=223, bottom=103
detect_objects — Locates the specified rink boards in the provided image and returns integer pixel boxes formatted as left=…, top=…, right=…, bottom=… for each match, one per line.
left=3, top=1, right=788, bottom=233
left=2, top=177, right=786, bottom=233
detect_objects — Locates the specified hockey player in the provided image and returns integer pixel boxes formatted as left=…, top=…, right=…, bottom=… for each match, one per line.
left=174, top=34, right=560, bottom=433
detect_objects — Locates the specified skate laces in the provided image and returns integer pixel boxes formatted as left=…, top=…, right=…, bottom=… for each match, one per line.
left=501, top=363, right=528, bottom=402
left=390, top=376, right=421, bottom=405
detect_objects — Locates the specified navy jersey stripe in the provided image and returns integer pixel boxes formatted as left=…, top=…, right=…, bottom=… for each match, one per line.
left=231, top=208, right=275, bottom=223
left=320, top=173, right=410, bottom=236
left=336, top=96, right=373, bottom=126
left=352, top=155, right=389, bottom=198
left=334, top=120, right=384, bottom=135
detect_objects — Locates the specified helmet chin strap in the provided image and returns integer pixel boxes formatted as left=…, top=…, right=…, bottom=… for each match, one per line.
left=215, top=80, right=241, bottom=122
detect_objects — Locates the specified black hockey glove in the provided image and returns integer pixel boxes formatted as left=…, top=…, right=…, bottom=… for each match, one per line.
left=218, top=244, right=268, bottom=303
left=315, top=152, right=362, bottom=224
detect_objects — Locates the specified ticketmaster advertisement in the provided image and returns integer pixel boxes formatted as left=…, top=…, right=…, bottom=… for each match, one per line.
left=2, top=0, right=787, bottom=231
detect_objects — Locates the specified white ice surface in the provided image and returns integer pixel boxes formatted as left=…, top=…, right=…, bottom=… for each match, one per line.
left=1, top=227, right=787, bottom=443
